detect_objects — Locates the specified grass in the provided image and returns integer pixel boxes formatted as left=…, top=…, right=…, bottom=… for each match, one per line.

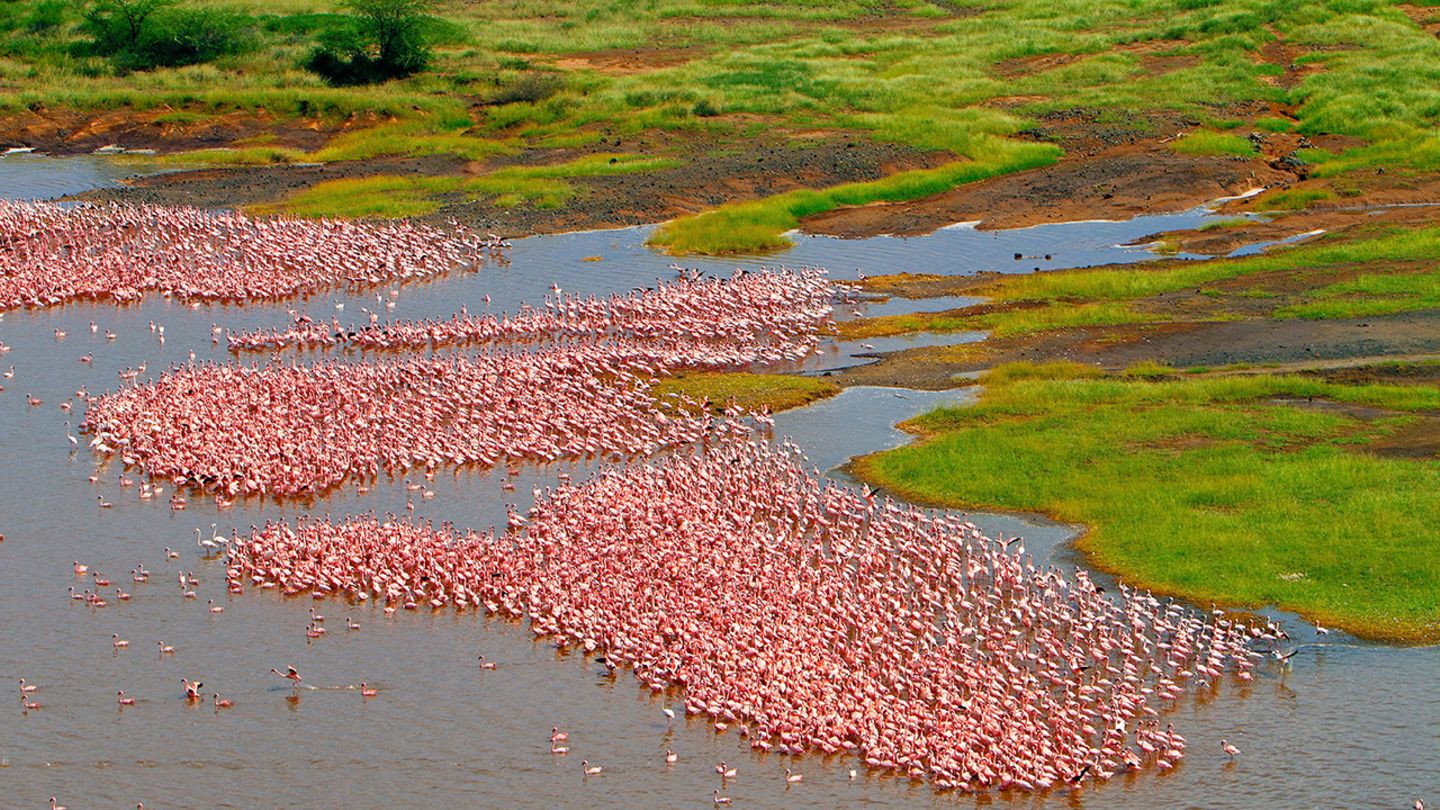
left=3, top=0, right=1437, bottom=231
left=651, top=372, right=839, bottom=414
left=648, top=137, right=1060, bottom=254
left=1278, top=267, right=1440, bottom=320
left=138, top=145, right=306, bottom=166
left=1198, top=217, right=1254, bottom=231
left=252, top=175, right=462, bottom=218
left=1169, top=130, right=1257, bottom=158
left=854, top=363, right=1440, bottom=642
left=255, top=153, right=683, bottom=216
left=847, top=226, right=1440, bottom=338
left=1253, top=187, right=1333, bottom=212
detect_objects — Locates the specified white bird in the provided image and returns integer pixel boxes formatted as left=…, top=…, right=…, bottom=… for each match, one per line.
left=196, top=527, right=221, bottom=555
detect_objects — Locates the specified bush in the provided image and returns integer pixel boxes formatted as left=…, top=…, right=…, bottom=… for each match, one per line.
left=305, top=0, right=435, bottom=86
left=691, top=99, right=721, bottom=117
left=81, top=0, right=252, bottom=70
left=25, top=0, right=69, bottom=33
left=490, top=71, right=562, bottom=105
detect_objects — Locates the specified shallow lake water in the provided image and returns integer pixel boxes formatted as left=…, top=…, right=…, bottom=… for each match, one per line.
left=1, top=159, right=1436, bottom=809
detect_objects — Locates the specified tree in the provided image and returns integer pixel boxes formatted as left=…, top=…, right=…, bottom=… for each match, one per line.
left=82, top=0, right=172, bottom=53
left=347, top=0, right=434, bottom=75
left=80, top=0, right=251, bottom=70
left=306, top=0, right=436, bottom=85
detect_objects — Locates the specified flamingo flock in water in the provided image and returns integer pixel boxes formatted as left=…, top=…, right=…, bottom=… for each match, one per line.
left=0, top=200, right=506, bottom=311
left=225, top=268, right=834, bottom=362
left=226, top=438, right=1263, bottom=792
left=1, top=199, right=1322, bottom=804
left=82, top=347, right=745, bottom=498
left=82, top=268, right=836, bottom=499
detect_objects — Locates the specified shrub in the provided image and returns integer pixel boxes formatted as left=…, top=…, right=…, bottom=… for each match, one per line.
left=490, top=71, right=562, bottom=105
left=25, top=0, right=69, bottom=33
left=81, top=0, right=252, bottom=70
left=691, top=98, right=721, bottom=117
left=305, top=0, right=435, bottom=86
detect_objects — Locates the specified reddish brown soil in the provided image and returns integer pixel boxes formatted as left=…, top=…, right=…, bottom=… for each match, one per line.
left=801, top=145, right=1292, bottom=237
left=0, top=106, right=359, bottom=155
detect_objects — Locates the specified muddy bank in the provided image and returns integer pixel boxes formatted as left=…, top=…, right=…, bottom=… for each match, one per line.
left=1162, top=191, right=1440, bottom=256
left=802, top=146, right=1290, bottom=237
left=72, top=133, right=950, bottom=237
left=434, top=136, right=951, bottom=235
left=0, top=106, right=351, bottom=155
left=78, top=154, right=467, bottom=211
left=835, top=310, right=1440, bottom=391
left=1092, top=311, right=1440, bottom=368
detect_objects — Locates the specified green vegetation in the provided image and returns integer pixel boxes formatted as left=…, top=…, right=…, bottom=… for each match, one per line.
left=649, top=138, right=1060, bottom=254
left=1254, top=187, right=1332, bottom=211
left=255, top=153, right=682, bottom=217
left=1170, top=130, right=1256, bottom=158
left=1198, top=217, right=1254, bottom=231
left=81, top=0, right=253, bottom=70
left=851, top=226, right=1440, bottom=338
left=255, top=173, right=459, bottom=217
left=306, top=0, right=436, bottom=85
left=1278, top=266, right=1440, bottom=320
left=651, top=372, right=839, bottom=414
left=856, top=363, right=1440, bottom=641
left=2, top=0, right=1436, bottom=235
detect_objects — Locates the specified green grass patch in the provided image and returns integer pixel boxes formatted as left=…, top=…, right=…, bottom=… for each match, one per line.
left=1170, top=130, right=1257, bottom=158
left=1252, top=116, right=1295, bottom=133
left=843, top=225, right=1440, bottom=338
left=855, top=367, right=1440, bottom=641
left=1279, top=266, right=1440, bottom=320
left=137, top=145, right=305, bottom=166
left=257, top=153, right=681, bottom=217
left=1198, top=217, right=1254, bottom=231
left=251, top=175, right=462, bottom=218
left=648, top=137, right=1060, bottom=254
left=1253, top=187, right=1333, bottom=211
left=309, top=123, right=514, bottom=163
left=652, top=372, right=839, bottom=414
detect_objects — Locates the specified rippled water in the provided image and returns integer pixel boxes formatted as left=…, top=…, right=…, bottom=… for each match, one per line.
left=1, top=160, right=1436, bottom=809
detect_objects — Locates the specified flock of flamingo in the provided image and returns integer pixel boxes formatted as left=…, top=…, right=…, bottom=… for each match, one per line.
left=5, top=198, right=1273, bottom=804
left=0, top=200, right=505, bottom=310
left=225, top=267, right=834, bottom=362
left=228, top=439, right=1264, bottom=792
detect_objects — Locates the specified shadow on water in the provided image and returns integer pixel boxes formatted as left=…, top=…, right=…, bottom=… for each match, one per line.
left=1, top=158, right=1435, bottom=810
